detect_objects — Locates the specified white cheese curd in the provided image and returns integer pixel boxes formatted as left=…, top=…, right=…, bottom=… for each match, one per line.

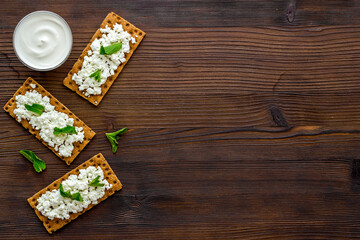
left=36, top=166, right=112, bottom=220
left=72, top=23, right=136, bottom=97
left=13, top=90, right=84, bottom=157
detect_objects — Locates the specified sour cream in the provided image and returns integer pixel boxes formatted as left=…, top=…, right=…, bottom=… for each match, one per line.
left=13, top=11, right=72, bottom=71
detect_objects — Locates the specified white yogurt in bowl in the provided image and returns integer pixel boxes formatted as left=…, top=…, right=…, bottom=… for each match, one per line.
left=13, top=11, right=72, bottom=71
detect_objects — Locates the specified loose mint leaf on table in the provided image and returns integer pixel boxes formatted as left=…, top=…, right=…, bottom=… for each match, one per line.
left=53, top=125, right=77, bottom=135
left=89, top=175, right=105, bottom=187
left=100, top=42, right=122, bottom=55
left=19, top=150, right=46, bottom=173
left=59, top=183, right=83, bottom=202
left=90, top=69, right=101, bottom=82
left=25, top=103, right=44, bottom=115
left=105, top=127, right=128, bottom=153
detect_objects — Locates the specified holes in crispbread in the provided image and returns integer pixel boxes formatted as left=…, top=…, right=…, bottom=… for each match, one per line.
left=139, top=32, right=143, bottom=36
left=126, top=23, right=129, bottom=27
left=113, top=180, right=117, bottom=184
left=25, top=83, right=29, bottom=87
left=134, top=29, right=138, bottom=33
left=105, top=167, right=109, bottom=171
left=5, top=107, right=8, bottom=110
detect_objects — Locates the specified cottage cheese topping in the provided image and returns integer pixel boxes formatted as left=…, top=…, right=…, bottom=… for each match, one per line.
left=36, top=166, right=112, bottom=220
left=72, top=23, right=136, bottom=97
left=13, top=90, right=84, bottom=157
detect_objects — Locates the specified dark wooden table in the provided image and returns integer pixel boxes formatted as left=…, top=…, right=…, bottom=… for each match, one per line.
left=2, top=0, right=360, bottom=239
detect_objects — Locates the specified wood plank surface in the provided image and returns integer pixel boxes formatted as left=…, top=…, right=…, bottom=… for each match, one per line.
left=2, top=0, right=360, bottom=239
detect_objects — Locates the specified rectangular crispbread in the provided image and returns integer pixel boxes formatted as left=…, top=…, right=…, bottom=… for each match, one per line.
left=3, top=77, right=96, bottom=165
left=28, top=153, right=122, bottom=234
left=63, top=12, right=146, bottom=106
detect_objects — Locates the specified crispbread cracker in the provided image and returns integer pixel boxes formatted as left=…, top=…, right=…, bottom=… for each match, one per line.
left=27, top=153, right=122, bottom=234
left=63, top=12, right=146, bottom=106
left=3, top=77, right=96, bottom=165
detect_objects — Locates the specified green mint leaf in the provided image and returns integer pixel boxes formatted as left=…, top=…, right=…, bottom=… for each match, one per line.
left=89, top=175, right=105, bottom=187
left=19, top=150, right=46, bottom=173
left=59, top=183, right=83, bottom=202
left=71, top=192, right=83, bottom=202
left=100, top=42, right=122, bottom=55
left=105, top=127, right=128, bottom=153
left=25, top=103, right=44, bottom=115
left=90, top=69, right=101, bottom=82
left=53, top=125, right=77, bottom=135
left=59, top=183, right=70, bottom=198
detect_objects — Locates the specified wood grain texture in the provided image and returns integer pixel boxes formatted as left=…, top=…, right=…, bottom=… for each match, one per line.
left=1, top=0, right=360, bottom=239
left=4, top=25, right=360, bottom=127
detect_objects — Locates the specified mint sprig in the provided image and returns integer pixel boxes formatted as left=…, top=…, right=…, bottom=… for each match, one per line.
left=90, top=69, right=101, bottom=82
left=105, top=127, right=128, bottom=153
left=100, top=42, right=122, bottom=55
left=89, top=175, right=105, bottom=187
left=19, top=150, right=46, bottom=173
left=25, top=103, right=44, bottom=115
left=59, top=183, right=83, bottom=202
left=53, top=126, right=77, bottom=135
